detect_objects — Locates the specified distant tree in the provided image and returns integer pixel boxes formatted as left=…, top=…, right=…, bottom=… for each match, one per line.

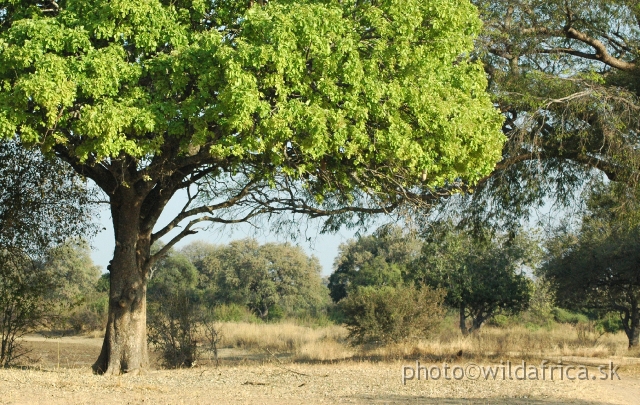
left=195, top=239, right=328, bottom=320
left=0, top=252, right=53, bottom=367
left=328, top=225, right=421, bottom=303
left=43, top=240, right=103, bottom=305
left=41, top=240, right=105, bottom=332
left=541, top=184, right=640, bottom=348
left=147, top=250, right=203, bottom=368
left=410, top=222, right=537, bottom=335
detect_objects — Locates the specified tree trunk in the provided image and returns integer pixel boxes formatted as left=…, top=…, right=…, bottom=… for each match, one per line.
left=627, top=304, right=640, bottom=349
left=459, top=304, right=469, bottom=336
left=92, top=190, right=151, bottom=375
left=470, top=313, right=487, bottom=334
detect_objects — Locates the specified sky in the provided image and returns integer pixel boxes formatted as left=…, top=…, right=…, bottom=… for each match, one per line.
left=88, top=188, right=367, bottom=277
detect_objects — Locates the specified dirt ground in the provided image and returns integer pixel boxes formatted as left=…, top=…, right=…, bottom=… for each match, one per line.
left=1, top=335, right=640, bottom=405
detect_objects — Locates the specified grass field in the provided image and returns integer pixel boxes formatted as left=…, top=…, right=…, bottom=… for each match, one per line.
left=4, top=321, right=640, bottom=404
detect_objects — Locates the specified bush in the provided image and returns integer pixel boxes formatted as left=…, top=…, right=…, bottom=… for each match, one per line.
left=67, top=293, right=108, bottom=333
left=212, top=304, right=260, bottom=323
left=339, top=285, right=445, bottom=345
left=552, top=308, right=589, bottom=324
left=596, top=313, right=623, bottom=335
left=0, top=253, right=54, bottom=367
left=265, top=304, right=285, bottom=322
left=148, top=289, right=203, bottom=368
left=488, top=314, right=510, bottom=328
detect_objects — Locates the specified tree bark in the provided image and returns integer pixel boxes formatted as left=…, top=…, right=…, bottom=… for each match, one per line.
left=626, top=304, right=640, bottom=349
left=92, top=189, right=151, bottom=375
left=459, top=304, right=469, bottom=336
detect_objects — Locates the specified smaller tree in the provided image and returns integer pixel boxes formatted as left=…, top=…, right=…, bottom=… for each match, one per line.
left=0, top=252, right=54, bottom=367
left=194, top=239, right=328, bottom=320
left=411, top=222, right=536, bottom=335
left=339, top=285, right=445, bottom=345
left=328, top=225, right=422, bottom=303
left=42, top=240, right=105, bottom=332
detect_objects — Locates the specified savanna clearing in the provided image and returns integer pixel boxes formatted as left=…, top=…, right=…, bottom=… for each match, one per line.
left=3, top=321, right=640, bottom=405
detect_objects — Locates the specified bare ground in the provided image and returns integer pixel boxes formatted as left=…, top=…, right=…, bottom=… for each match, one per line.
left=1, top=335, right=638, bottom=405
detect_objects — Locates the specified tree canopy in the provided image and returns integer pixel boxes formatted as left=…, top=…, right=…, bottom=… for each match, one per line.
left=0, top=140, right=95, bottom=259
left=438, top=0, right=640, bottom=231
left=327, top=225, right=421, bottom=302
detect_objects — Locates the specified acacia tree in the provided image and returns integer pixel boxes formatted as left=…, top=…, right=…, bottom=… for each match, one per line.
left=435, top=0, right=640, bottom=231
left=0, top=0, right=505, bottom=374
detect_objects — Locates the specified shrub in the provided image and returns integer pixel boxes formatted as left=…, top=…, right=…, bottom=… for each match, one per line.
left=339, top=285, right=445, bottom=345
left=147, top=289, right=203, bottom=368
left=488, top=314, right=510, bottom=328
left=552, top=307, right=589, bottom=324
left=67, top=293, right=108, bottom=333
left=212, top=304, right=260, bottom=323
left=265, top=304, right=285, bottom=322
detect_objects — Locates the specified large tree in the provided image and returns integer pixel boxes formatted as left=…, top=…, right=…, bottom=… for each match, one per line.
left=0, top=0, right=504, bottom=374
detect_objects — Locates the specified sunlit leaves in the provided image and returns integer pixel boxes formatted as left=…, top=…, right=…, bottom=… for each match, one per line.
left=0, top=0, right=504, bottom=192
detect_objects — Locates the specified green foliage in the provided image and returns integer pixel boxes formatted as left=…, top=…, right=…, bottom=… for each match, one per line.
left=0, top=140, right=95, bottom=258
left=328, top=225, right=421, bottom=302
left=188, top=239, right=329, bottom=319
left=67, top=292, right=108, bottom=333
left=488, top=314, right=509, bottom=328
left=449, top=0, right=640, bottom=232
left=596, top=314, right=624, bottom=335
left=551, top=308, right=589, bottom=325
left=524, top=278, right=556, bottom=327
left=147, top=249, right=210, bottom=368
left=339, top=285, right=445, bottom=345
left=411, top=221, right=537, bottom=334
left=0, top=0, right=504, bottom=199
left=40, top=240, right=105, bottom=333
left=211, top=303, right=260, bottom=323
left=43, top=240, right=103, bottom=305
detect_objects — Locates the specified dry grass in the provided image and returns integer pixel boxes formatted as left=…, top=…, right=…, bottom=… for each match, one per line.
left=213, top=319, right=636, bottom=365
